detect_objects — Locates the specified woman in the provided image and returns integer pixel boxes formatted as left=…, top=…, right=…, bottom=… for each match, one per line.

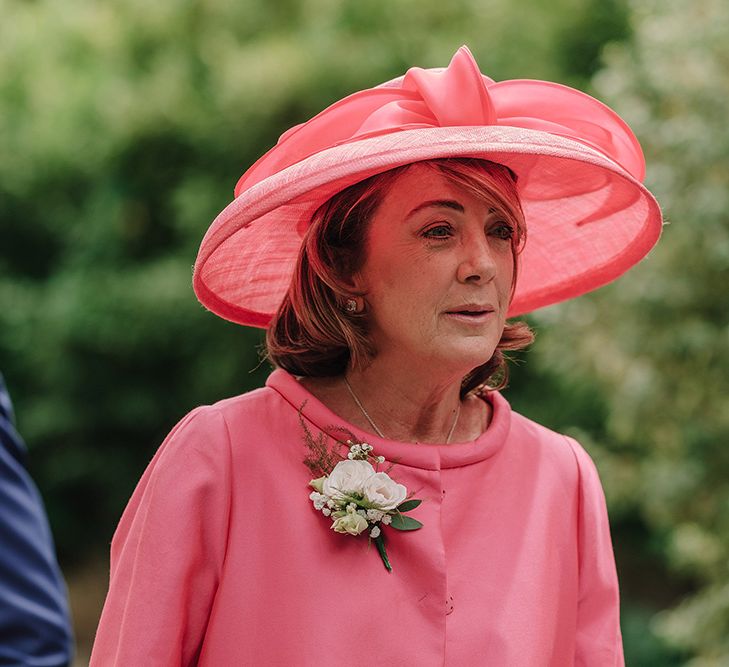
left=91, top=47, right=661, bottom=665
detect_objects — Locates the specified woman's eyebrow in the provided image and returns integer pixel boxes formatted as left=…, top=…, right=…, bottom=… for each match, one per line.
left=405, top=199, right=465, bottom=220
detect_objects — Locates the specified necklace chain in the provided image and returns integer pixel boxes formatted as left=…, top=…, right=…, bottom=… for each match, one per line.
left=343, top=376, right=461, bottom=444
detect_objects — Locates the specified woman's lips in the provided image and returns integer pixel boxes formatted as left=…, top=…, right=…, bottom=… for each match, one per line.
left=444, top=309, right=494, bottom=324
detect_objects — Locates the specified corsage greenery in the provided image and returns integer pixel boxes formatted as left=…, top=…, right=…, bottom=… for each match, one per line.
left=301, top=409, right=422, bottom=572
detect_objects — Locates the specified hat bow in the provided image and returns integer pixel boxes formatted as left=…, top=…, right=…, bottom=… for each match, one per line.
left=235, top=46, right=643, bottom=197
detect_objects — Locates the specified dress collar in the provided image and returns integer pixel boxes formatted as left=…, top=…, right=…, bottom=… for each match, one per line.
left=266, top=368, right=512, bottom=471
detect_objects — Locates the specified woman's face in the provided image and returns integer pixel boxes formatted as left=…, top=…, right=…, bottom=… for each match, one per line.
left=353, top=163, right=516, bottom=374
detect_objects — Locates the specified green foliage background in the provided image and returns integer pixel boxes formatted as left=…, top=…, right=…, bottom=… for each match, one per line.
left=1, top=0, right=725, bottom=663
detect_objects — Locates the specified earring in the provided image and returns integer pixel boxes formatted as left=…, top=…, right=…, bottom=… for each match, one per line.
left=345, top=298, right=358, bottom=313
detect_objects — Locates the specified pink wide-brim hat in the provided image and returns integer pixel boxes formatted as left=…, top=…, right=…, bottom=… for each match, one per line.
left=193, top=46, right=662, bottom=328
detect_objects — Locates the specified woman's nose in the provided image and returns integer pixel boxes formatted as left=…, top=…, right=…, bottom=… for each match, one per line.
left=456, top=233, right=498, bottom=284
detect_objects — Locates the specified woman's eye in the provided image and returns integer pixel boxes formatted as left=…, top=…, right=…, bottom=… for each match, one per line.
left=423, top=224, right=453, bottom=239
left=490, top=222, right=514, bottom=240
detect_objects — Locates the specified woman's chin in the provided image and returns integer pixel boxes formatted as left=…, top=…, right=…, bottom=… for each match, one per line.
left=426, top=343, right=498, bottom=374
left=375, top=329, right=501, bottom=375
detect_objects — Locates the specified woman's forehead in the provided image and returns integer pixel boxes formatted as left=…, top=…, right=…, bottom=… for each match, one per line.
left=376, top=164, right=499, bottom=219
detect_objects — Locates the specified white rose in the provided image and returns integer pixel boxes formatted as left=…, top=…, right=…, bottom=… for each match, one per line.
left=323, top=460, right=375, bottom=501
left=362, top=472, right=407, bottom=510
left=331, top=512, right=369, bottom=536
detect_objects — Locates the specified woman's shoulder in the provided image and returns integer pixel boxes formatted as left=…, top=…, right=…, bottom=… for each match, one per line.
left=208, top=383, right=280, bottom=414
left=114, top=385, right=289, bottom=531
left=148, top=385, right=283, bottom=460
left=159, top=383, right=302, bottom=461
left=204, top=383, right=296, bottom=430
left=508, top=408, right=572, bottom=444
left=506, top=406, right=600, bottom=485
left=172, top=383, right=284, bottom=426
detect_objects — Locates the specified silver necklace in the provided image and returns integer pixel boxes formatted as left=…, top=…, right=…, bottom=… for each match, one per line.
left=343, top=375, right=461, bottom=444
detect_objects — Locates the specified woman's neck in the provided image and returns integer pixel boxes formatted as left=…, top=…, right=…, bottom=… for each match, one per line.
left=298, top=358, right=491, bottom=444
left=345, top=362, right=461, bottom=442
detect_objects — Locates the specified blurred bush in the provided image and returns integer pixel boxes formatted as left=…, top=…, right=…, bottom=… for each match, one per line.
left=532, top=0, right=729, bottom=662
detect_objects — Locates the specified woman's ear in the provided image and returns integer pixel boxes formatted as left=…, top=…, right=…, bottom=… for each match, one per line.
left=348, top=270, right=366, bottom=293
left=341, top=270, right=368, bottom=314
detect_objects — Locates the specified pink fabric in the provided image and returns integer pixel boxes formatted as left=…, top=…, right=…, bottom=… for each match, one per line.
left=91, top=369, right=625, bottom=666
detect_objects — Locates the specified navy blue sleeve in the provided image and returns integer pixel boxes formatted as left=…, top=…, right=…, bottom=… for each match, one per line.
left=0, top=374, right=74, bottom=667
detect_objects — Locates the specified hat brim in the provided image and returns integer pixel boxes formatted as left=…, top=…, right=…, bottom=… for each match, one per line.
left=193, top=126, right=662, bottom=328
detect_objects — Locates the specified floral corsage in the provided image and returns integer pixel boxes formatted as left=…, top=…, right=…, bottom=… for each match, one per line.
left=301, top=411, right=422, bottom=572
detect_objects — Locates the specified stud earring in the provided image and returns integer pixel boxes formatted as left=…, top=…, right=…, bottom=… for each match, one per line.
left=345, top=298, right=358, bottom=313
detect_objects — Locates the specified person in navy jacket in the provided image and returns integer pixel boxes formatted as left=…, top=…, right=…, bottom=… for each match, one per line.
left=0, top=372, right=74, bottom=666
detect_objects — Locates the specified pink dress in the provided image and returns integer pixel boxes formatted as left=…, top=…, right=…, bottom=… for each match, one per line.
left=91, top=369, right=624, bottom=666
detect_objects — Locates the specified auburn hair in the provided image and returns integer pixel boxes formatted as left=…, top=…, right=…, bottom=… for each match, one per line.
left=266, top=157, right=534, bottom=398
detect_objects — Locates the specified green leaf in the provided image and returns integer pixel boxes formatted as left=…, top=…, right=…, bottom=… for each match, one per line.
left=397, top=498, right=422, bottom=512
left=374, top=534, right=392, bottom=572
left=389, top=514, right=423, bottom=531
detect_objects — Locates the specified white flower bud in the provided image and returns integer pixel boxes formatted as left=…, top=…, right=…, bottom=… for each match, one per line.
left=309, top=477, right=326, bottom=493
left=309, top=491, right=328, bottom=510
left=370, top=525, right=381, bottom=538
left=366, top=508, right=385, bottom=522
left=331, top=512, right=368, bottom=536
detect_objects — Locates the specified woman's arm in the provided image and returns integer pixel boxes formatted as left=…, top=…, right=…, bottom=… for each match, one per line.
left=90, top=405, right=233, bottom=667
left=565, top=436, right=625, bottom=667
